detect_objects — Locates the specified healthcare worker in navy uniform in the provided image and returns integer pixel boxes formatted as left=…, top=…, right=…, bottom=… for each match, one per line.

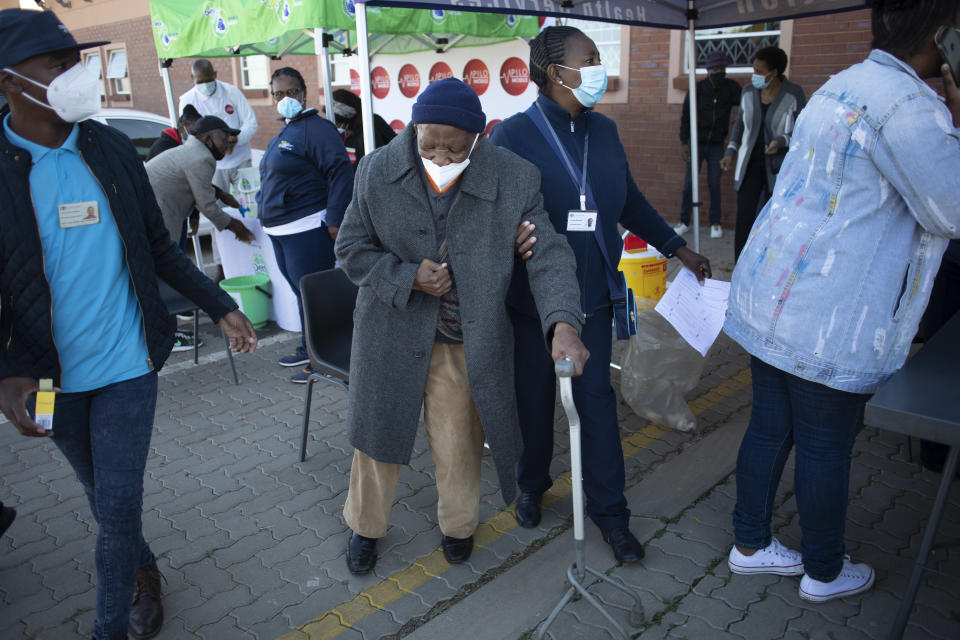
left=490, top=26, right=712, bottom=563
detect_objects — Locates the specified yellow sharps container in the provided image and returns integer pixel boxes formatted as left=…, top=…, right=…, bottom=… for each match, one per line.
left=618, top=233, right=667, bottom=310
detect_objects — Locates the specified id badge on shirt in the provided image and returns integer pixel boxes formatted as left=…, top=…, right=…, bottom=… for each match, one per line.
left=567, top=209, right=598, bottom=232
left=58, top=201, right=100, bottom=228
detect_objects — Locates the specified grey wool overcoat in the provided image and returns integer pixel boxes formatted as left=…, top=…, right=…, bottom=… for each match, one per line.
left=334, top=126, right=583, bottom=505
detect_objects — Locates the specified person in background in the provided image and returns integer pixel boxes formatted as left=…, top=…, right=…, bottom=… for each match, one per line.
left=675, top=51, right=742, bottom=240
left=147, top=103, right=200, bottom=161
left=259, top=68, right=354, bottom=383
left=723, top=0, right=960, bottom=604
left=721, top=46, right=806, bottom=260
left=177, top=59, right=258, bottom=194
left=0, top=10, right=258, bottom=638
left=335, top=77, right=587, bottom=575
left=490, top=26, right=711, bottom=564
left=332, top=88, right=397, bottom=166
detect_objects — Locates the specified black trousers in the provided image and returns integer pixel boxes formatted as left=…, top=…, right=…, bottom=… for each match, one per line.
left=735, top=157, right=770, bottom=261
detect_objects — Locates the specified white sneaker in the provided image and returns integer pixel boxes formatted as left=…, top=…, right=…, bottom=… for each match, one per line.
left=710, top=224, right=723, bottom=239
left=728, top=538, right=804, bottom=576
left=673, top=223, right=690, bottom=235
left=799, top=556, right=875, bottom=603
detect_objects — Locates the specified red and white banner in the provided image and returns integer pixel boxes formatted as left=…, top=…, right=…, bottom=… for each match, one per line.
left=398, top=63, right=421, bottom=98
left=499, top=57, right=529, bottom=96
left=371, top=66, right=391, bottom=99
left=462, top=59, right=490, bottom=96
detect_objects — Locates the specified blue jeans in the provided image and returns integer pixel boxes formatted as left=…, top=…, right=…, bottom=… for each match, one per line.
left=512, top=305, right=629, bottom=531
left=733, top=357, right=867, bottom=581
left=680, top=143, right=724, bottom=225
left=49, top=371, right=158, bottom=639
left=268, top=225, right=336, bottom=352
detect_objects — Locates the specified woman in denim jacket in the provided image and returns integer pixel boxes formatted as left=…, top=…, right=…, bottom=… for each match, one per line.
left=723, top=0, right=960, bottom=604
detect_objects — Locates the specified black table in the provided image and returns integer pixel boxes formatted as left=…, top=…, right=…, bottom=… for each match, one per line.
left=864, top=311, right=959, bottom=640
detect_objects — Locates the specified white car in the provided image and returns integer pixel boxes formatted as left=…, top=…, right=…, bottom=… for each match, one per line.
left=90, top=108, right=173, bottom=161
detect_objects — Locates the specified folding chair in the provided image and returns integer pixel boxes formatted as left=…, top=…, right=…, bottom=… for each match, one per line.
left=158, top=280, right=240, bottom=385
left=298, top=268, right=357, bottom=462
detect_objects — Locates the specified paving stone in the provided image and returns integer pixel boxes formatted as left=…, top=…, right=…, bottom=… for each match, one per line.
left=648, top=531, right=725, bottom=570
left=231, top=580, right=307, bottom=631
left=638, top=542, right=709, bottom=586
left=195, top=614, right=256, bottom=640
left=727, top=593, right=803, bottom=638
left=255, top=528, right=323, bottom=568
left=666, top=614, right=742, bottom=639
left=178, top=583, right=254, bottom=630
left=180, top=557, right=237, bottom=599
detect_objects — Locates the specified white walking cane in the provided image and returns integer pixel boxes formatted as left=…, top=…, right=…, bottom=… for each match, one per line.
left=537, top=358, right=645, bottom=639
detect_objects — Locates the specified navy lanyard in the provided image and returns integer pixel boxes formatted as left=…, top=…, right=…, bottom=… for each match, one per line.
left=535, top=101, right=590, bottom=211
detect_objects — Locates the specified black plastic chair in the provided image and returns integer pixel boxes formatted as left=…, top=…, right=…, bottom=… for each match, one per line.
left=299, top=268, right=357, bottom=462
left=158, top=280, right=240, bottom=385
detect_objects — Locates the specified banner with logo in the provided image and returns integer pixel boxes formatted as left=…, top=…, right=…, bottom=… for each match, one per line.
left=150, top=0, right=539, bottom=59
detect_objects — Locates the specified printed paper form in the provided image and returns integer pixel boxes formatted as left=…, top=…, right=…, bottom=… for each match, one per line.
left=655, top=268, right=731, bottom=357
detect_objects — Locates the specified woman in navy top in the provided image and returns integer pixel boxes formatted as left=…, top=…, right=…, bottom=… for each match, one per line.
left=258, top=67, right=354, bottom=383
left=490, top=26, right=711, bottom=563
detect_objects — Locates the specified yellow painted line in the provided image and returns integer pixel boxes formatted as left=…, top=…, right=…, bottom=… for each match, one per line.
left=279, top=367, right=752, bottom=640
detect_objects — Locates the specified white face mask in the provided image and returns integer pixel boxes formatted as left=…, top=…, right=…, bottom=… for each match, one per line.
left=421, top=133, right=479, bottom=193
left=4, top=62, right=101, bottom=123
left=197, top=80, right=217, bottom=97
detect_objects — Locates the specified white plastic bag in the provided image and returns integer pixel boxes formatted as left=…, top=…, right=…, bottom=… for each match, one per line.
left=620, top=309, right=706, bottom=432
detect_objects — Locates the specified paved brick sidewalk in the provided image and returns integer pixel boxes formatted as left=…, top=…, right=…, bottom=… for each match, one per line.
left=3, top=231, right=955, bottom=639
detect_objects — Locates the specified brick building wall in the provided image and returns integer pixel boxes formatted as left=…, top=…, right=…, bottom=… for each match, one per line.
left=61, top=5, right=875, bottom=231
left=596, top=9, right=872, bottom=230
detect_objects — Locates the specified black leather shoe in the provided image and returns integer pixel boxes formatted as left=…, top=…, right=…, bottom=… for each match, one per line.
left=441, top=535, right=474, bottom=564
left=602, top=527, right=645, bottom=564
left=514, top=491, right=542, bottom=529
left=129, top=560, right=164, bottom=639
left=346, top=532, right=378, bottom=575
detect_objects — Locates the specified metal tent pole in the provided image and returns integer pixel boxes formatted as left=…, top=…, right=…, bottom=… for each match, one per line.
left=315, top=28, right=337, bottom=124
left=686, top=1, right=701, bottom=254
left=355, top=0, right=376, bottom=157
left=159, top=59, right=177, bottom=128
left=536, top=359, right=645, bottom=640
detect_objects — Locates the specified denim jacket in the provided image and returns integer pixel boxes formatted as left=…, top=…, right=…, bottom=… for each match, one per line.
left=724, top=50, right=960, bottom=394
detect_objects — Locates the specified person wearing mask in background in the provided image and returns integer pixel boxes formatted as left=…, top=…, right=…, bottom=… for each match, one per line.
left=0, top=10, right=258, bottom=638
left=721, top=46, right=806, bottom=260
left=490, top=26, right=711, bottom=564
left=334, top=77, right=587, bottom=574
left=260, top=68, right=354, bottom=383
left=675, top=51, right=742, bottom=239
left=332, top=88, right=397, bottom=166
left=147, top=103, right=201, bottom=161
left=178, top=59, right=258, bottom=193
left=723, top=0, right=960, bottom=604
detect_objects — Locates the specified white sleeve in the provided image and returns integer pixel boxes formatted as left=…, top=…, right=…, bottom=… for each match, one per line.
left=229, top=85, right=258, bottom=147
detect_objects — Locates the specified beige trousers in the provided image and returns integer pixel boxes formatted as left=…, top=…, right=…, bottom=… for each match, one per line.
left=343, top=343, right=485, bottom=539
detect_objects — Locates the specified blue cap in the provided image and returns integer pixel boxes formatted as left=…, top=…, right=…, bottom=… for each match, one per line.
left=706, top=51, right=728, bottom=69
left=0, top=9, right=108, bottom=69
left=411, top=78, right=486, bottom=134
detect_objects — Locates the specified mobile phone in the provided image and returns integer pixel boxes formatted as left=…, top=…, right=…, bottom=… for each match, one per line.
left=936, top=26, right=960, bottom=88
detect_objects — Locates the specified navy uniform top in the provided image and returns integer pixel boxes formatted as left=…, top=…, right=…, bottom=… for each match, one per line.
left=491, top=94, right=685, bottom=318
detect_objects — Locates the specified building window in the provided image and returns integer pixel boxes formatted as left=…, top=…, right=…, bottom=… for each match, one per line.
left=84, top=51, right=105, bottom=96
left=106, top=49, right=130, bottom=95
left=329, top=55, right=352, bottom=86
left=561, top=18, right=622, bottom=76
left=241, top=55, right=271, bottom=89
left=685, top=23, right=781, bottom=76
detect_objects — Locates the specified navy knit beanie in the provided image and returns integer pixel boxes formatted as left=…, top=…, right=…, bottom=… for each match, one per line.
left=411, top=78, right=486, bottom=133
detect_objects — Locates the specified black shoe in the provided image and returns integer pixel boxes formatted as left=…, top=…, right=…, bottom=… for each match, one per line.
left=0, top=504, right=15, bottom=537
left=602, top=526, right=645, bottom=564
left=346, top=532, right=378, bottom=575
left=514, top=491, right=542, bottom=528
left=441, top=535, right=474, bottom=564
left=129, top=560, right=164, bottom=639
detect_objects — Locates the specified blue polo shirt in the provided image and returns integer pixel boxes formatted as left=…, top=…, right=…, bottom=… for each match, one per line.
left=3, top=116, right=151, bottom=392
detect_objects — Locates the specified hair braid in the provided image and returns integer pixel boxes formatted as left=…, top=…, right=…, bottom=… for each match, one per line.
left=529, top=26, right=584, bottom=92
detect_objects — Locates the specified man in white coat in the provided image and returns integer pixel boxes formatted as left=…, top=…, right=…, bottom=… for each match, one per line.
left=178, top=58, right=257, bottom=193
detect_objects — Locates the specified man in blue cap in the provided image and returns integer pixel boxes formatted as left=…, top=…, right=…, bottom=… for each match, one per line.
left=335, top=77, right=589, bottom=574
left=0, top=9, right=258, bottom=639
left=675, top=50, right=743, bottom=239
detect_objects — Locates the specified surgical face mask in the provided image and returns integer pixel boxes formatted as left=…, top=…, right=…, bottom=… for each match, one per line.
left=277, top=96, right=303, bottom=120
left=556, top=64, right=608, bottom=108
left=751, top=73, right=771, bottom=90
left=4, top=62, right=101, bottom=123
left=337, top=126, right=348, bottom=136
left=197, top=80, right=217, bottom=97
left=421, top=133, right=479, bottom=193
